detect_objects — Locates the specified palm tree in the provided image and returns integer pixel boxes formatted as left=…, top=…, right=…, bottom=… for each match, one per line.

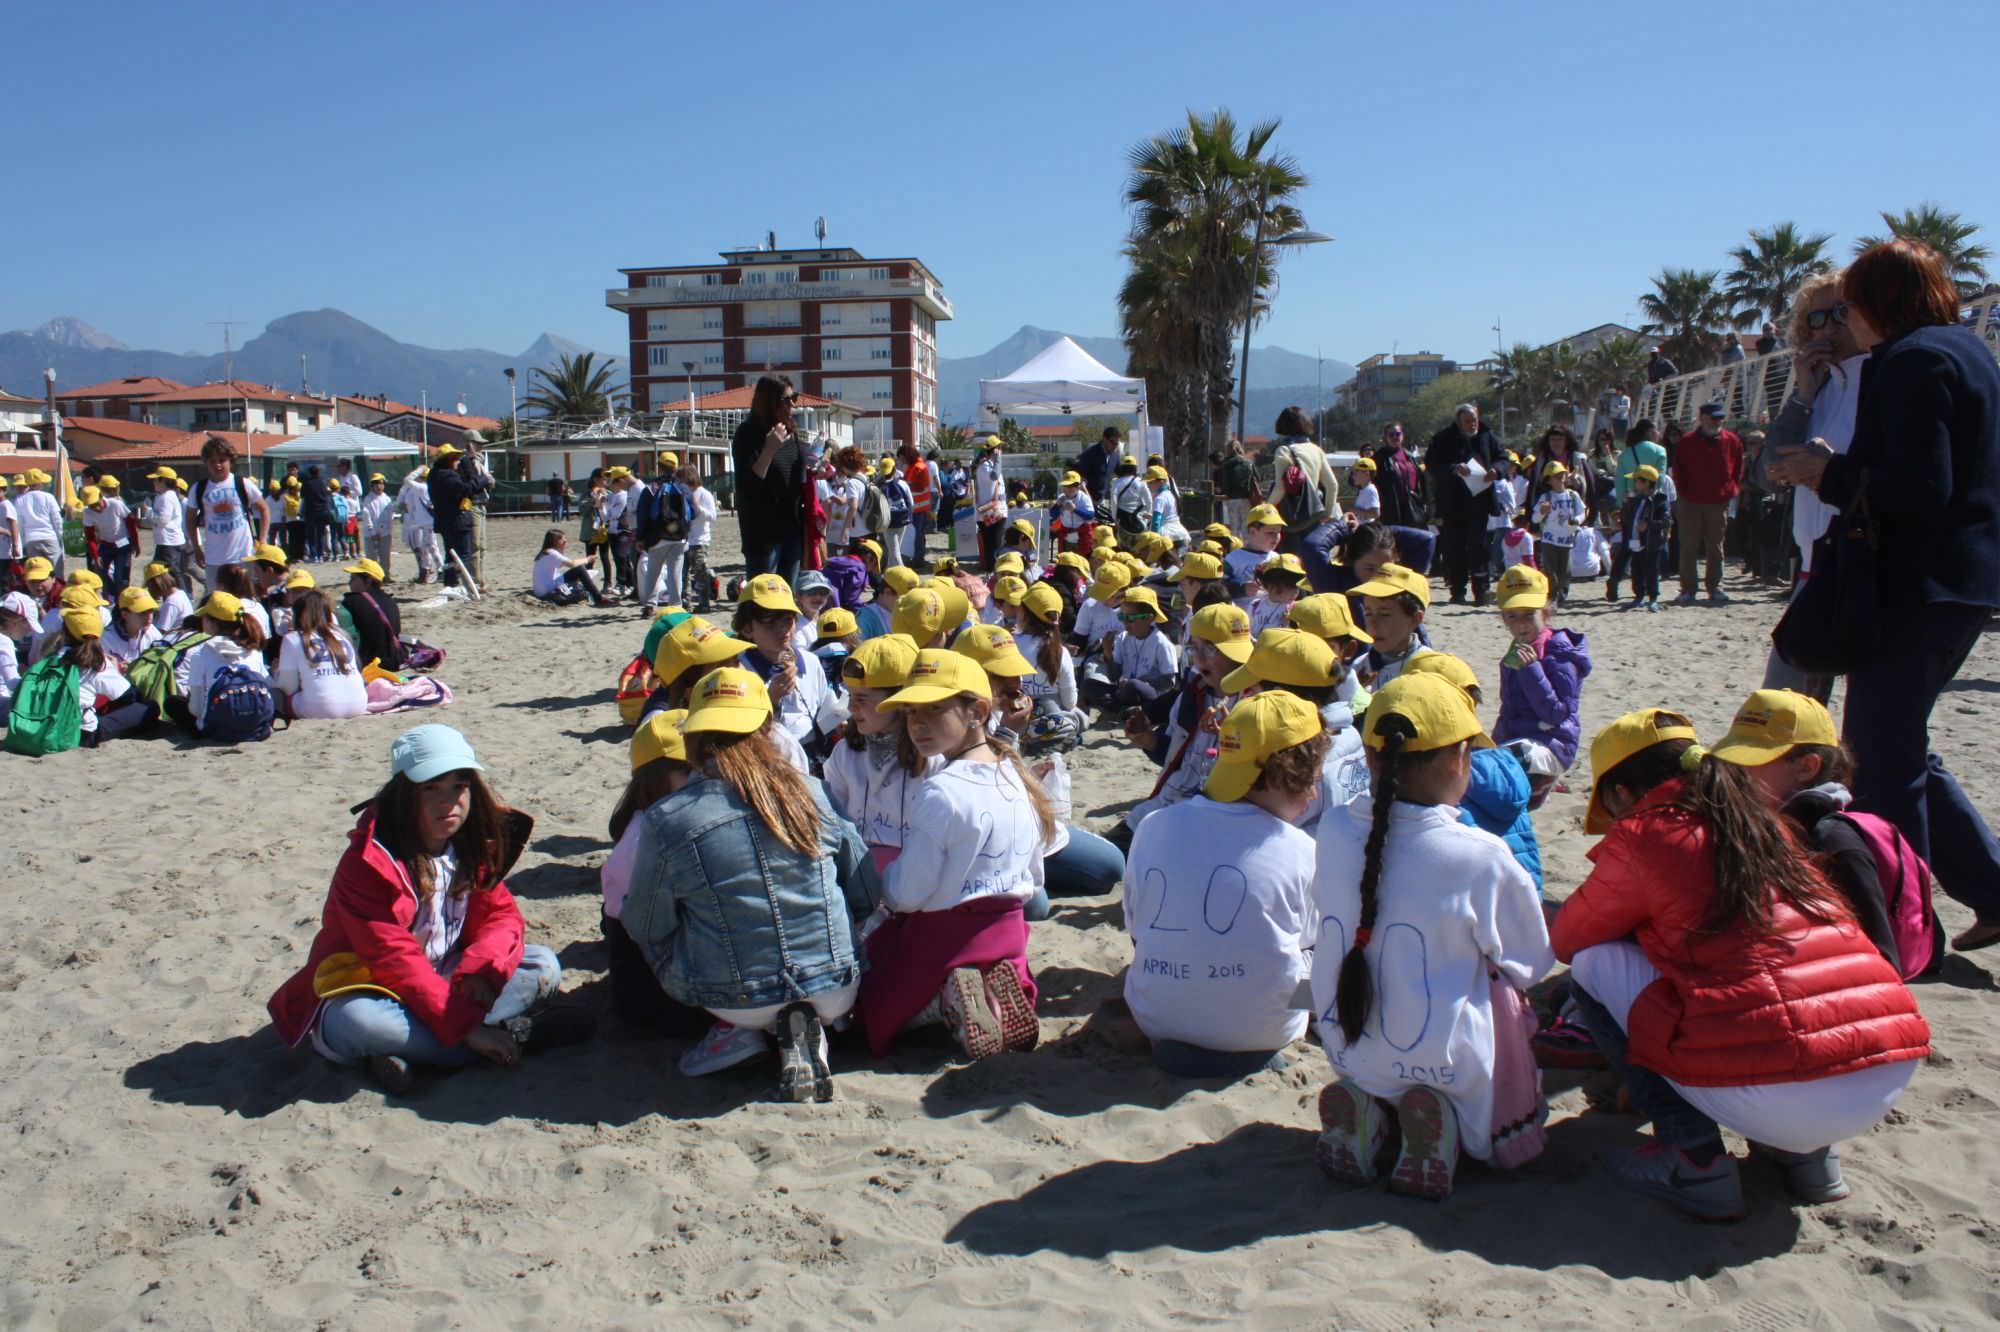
left=524, top=351, right=626, bottom=421
left=1856, top=204, right=1991, bottom=298
left=1578, top=336, right=1651, bottom=411
left=1121, top=109, right=1311, bottom=468
left=1639, top=268, right=1732, bottom=371
left=1724, top=222, right=1834, bottom=329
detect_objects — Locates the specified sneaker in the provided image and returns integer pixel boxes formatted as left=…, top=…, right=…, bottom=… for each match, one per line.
left=1388, top=1087, right=1460, bottom=1200
left=775, top=1003, right=833, bottom=1103
left=1751, top=1143, right=1850, bottom=1203
left=1708, top=590, right=1731, bottom=606
left=678, top=1021, right=771, bottom=1077
left=1674, top=592, right=1698, bottom=605
left=503, top=1005, right=597, bottom=1055
left=1646, top=600, right=1660, bottom=613
left=1625, top=598, right=1644, bottom=611
left=367, top=1054, right=414, bottom=1095
left=1316, top=1081, right=1393, bottom=1185
left=1530, top=1016, right=1608, bottom=1070
left=1606, top=1142, right=1747, bottom=1222
left=982, top=963, right=1040, bottom=1052
left=938, top=967, right=1004, bottom=1059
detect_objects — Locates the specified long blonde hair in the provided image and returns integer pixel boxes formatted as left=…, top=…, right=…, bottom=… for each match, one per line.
left=688, top=722, right=821, bottom=856
left=291, top=589, right=350, bottom=673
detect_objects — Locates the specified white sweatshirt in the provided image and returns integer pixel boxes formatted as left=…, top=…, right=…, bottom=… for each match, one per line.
left=1309, top=799, right=1553, bottom=1160
left=274, top=629, right=368, bottom=719
left=882, top=760, right=1046, bottom=913
left=823, top=737, right=939, bottom=849
left=184, top=637, right=268, bottom=727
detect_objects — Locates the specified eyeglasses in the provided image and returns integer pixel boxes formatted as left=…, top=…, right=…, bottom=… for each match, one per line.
left=1804, top=304, right=1849, bottom=331
left=1386, top=428, right=1404, bottom=437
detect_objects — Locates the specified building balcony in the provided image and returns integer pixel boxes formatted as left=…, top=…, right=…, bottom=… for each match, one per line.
left=609, top=275, right=953, bottom=320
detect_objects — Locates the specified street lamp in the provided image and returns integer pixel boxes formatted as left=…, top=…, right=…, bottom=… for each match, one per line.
left=1492, top=319, right=1505, bottom=445
left=1235, top=185, right=1332, bottom=447
left=502, top=366, right=518, bottom=449
left=682, top=361, right=697, bottom=443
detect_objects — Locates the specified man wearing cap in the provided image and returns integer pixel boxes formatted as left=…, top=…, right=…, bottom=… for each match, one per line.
left=1426, top=404, right=1500, bottom=605
left=427, top=444, right=477, bottom=590
left=1647, top=346, right=1679, bottom=384
left=13, top=468, right=66, bottom=578
left=1076, top=426, right=1119, bottom=515
left=970, top=439, right=1007, bottom=572
left=185, top=437, right=271, bottom=592
left=457, top=431, right=497, bottom=584
left=878, top=454, right=914, bottom=570
left=1671, top=403, right=1743, bottom=605
left=635, top=453, right=688, bottom=614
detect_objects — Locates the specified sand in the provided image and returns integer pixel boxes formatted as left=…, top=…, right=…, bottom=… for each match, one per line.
left=2, top=516, right=1997, bottom=1329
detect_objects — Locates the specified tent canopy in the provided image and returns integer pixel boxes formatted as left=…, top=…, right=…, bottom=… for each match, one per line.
left=978, top=336, right=1147, bottom=419
left=262, top=423, right=420, bottom=458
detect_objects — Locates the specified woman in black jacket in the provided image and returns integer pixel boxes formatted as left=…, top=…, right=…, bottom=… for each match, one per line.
left=1771, top=239, right=2000, bottom=951
left=341, top=557, right=405, bottom=672
left=1370, top=421, right=1429, bottom=529
left=730, top=375, right=807, bottom=583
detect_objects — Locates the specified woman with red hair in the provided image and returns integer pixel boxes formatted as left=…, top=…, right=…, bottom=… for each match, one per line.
left=1770, top=240, right=2000, bottom=952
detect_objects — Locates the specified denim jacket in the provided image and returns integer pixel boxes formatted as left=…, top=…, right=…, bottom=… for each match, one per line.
left=624, top=771, right=880, bottom=1009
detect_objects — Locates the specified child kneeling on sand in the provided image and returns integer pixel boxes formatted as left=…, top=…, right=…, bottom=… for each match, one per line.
left=860, top=650, right=1055, bottom=1060
left=1124, top=690, right=1327, bottom=1077
left=1552, top=708, right=1931, bottom=1221
left=1312, top=673, right=1554, bottom=1200
left=600, top=710, right=705, bottom=1037
left=622, top=669, right=879, bottom=1102
left=266, top=725, right=592, bottom=1094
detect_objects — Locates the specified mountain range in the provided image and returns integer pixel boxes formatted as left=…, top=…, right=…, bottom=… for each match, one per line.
left=3, top=311, right=1353, bottom=429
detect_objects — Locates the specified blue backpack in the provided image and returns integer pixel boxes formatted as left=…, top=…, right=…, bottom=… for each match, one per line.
left=203, top=663, right=275, bottom=743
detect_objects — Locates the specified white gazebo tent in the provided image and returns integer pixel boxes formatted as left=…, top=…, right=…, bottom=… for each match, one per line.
left=977, top=336, right=1148, bottom=430
left=259, top=422, right=420, bottom=484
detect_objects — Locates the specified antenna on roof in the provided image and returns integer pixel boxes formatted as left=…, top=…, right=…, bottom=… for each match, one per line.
left=815, top=216, right=827, bottom=245
left=300, top=352, right=308, bottom=396
left=766, top=230, right=777, bottom=251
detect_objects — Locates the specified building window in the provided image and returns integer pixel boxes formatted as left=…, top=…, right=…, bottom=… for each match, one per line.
left=824, top=384, right=843, bottom=400
left=702, top=312, right=722, bottom=330
left=746, top=271, right=766, bottom=285
left=821, top=307, right=842, bottom=327
left=870, top=348, right=890, bottom=360
left=701, top=273, right=720, bottom=286
left=774, top=270, right=796, bottom=283
left=645, top=275, right=666, bottom=288
left=871, top=388, right=890, bottom=400
left=820, top=268, right=844, bottom=282
left=824, top=346, right=841, bottom=361
left=867, top=267, right=888, bottom=280
left=870, top=312, right=890, bottom=325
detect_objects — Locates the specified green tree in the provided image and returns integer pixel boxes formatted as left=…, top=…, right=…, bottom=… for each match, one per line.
left=1724, top=222, right=1834, bottom=330
left=524, top=351, right=627, bottom=421
left=1856, top=203, right=1991, bottom=298
left=1316, top=403, right=1372, bottom=456
left=1120, top=109, right=1312, bottom=474
left=1067, top=415, right=1134, bottom=451
left=1404, top=372, right=1497, bottom=447
left=1576, top=336, right=1651, bottom=412
left=995, top=416, right=1035, bottom=452
left=934, top=423, right=970, bottom=456
left=1639, top=268, right=1732, bottom=372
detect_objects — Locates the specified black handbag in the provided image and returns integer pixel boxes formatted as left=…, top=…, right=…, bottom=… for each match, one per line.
left=1772, top=474, right=1880, bottom=675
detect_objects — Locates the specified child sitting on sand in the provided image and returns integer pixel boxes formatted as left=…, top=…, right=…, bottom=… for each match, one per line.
left=1082, top=585, right=1178, bottom=714
left=1553, top=708, right=1931, bottom=1221
left=1069, top=561, right=1129, bottom=652
left=1247, top=553, right=1308, bottom=636
left=266, top=725, right=591, bottom=1094
left=1400, top=653, right=1544, bottom=896
left=1124, top=690, right=1326, bottom=1077
left=1220, top=626, right=1369, bottom=833
left=1350, top=563, right=1433, bottom=687
left=1224, top=503, right=1284, bottom=589
left=1491, top=564, right=1591, bottom=798
left=823, top=634, right=931, bottom=870
left=813, top=607, right=860, bottom=688
left=1312, top=673, right=1553, bottom=1201
left=623, top=670, right=878, bottom=1101
left=144, top=562, right=194, bottom=635
left=1119, top=602, right=1252, bottom=845
left=600, top=710, right=706, bottom=1037
left=862, top=650, right=1054, bottom=1059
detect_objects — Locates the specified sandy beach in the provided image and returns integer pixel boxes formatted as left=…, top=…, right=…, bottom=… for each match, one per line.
left=2, top=515, right=1996, bottom=1329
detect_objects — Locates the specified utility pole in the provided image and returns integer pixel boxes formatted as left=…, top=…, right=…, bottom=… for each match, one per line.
left=210, top=320, right=243, bottom=433
left=1492, top=318, right=1505, bottom=446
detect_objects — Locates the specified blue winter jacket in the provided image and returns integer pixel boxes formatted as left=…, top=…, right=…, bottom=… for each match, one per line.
left=1459, top=746, right=1543, bottom=895
left=623, top=770, right=880, bottom=1009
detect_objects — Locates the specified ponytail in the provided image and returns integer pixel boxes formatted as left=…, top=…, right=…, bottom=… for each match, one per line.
left=1336, top=717, right=1412, bottom=1044
left=1033, top=626, right=1064, bottom=685
left=1675, top=754, right=1844, bottom=936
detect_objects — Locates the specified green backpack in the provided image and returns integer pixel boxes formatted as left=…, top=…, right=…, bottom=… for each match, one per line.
left=4, top=655, right=83, bottom=757
left=127, top=631, right=211, bottom=710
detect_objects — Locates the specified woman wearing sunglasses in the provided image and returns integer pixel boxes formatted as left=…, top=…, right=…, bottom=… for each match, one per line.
left=1370, top=420, right=1428, bottom=530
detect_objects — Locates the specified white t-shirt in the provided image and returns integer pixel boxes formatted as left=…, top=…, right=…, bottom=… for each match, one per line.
left=1309, top=799, right=1553, bottom=1161
left=1125, top=796, right=1315, bottom=1053
left=275, top=628, right=368, bottom=719
left=150, top=490, right=186, bottom=547
left=15, top=489, right=62, bottom=548
left=1534, top=490, right=1589, bottom=548
left=1487, top=476, right=1521, bottom=531
left=1125, top=684, right=1225, bottom=832
left=1297, top=702, right=1370, bottom=832
left=1224, top=546, right=1279, bottom=586
left=360, top=491, right=395, bottom=538
left=819, top=475, right=867, bottom=548
left=0, top=496, right=15, bottom=558
left=1073, top=596, right=1117, bottom=645
left=411, top=846, right=467, bottom=968
left=767, top=648, right=845, bottom=748
left=1351, top=482, right=1381, bottom=515
left=602, top=486, right=631, bottom=534
left=1249, top=594, right=1294, bottom=637
left=532, top=549, right=575, bottom=598
left=824, top=739, right=941, bottom=849
left=882, top=761, right=1047, bottom=913
left=193, top=475, right=258, bottom=567
left=184, top=637, right=268, bottom=728
left=0, top=633, right=20, bottom=710
left=74, top=659, right=131, bottom=734
left=1014, top=630, right=1076, bottom=713
left=1152, top=487, right=1186, bottom=537
left=972, top=458, right=1005, bottom=512
left=399, top=478, right=434, bottom=534
left=1111, top=628, right=1178, bottom=683
left=153, top=589, right=193, bottom=635
left=1499, top=529, right=1536, bottom=568
left=102, top=620, right=162, bottom=668
left=85, top=498, right=130, bottom=546
left=687, top=486, right=717, bottom=547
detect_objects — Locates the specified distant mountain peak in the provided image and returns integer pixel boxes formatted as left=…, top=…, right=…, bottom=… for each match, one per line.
left=32, top=316, right=125, bottom=352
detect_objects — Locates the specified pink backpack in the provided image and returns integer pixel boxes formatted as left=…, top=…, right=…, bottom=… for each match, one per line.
left=1826, top=811, right=1942, bottom=980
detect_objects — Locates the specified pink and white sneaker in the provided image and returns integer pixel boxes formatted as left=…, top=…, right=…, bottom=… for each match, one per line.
left=678, top=1021, right=770, bottom=1077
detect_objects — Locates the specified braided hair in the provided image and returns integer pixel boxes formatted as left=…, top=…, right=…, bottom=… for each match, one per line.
left=1335, top=714, right=1412, bottom=1045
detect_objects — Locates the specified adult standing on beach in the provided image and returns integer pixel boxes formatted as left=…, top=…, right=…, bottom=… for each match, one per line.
left=1266, top=406, right=1342, bottom=591
left=1215, top=436, right=1256, bottom=535
left=12, top=467, right=66, bottom=577
left=427, top=443, right=476, bottom=588
left=731, top=375, right=807, bottom=584
left=1427, top=404, right=1499, bottom=605
left=1671, top=403, right=1742, bottom=605
left=971, top=438, right=1008, bottom=570
left=1371, top=421, right=1428, bottom=530
left=1609, top=385, right=1632, bottom=439
left=1076, top=426, right=1119, bottom=514
left=1768, top=239, right=2000, bottom=952
left=901, top=443, right=935, bottom=564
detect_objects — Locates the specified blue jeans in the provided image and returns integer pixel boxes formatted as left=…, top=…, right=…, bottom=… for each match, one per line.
left=1844, top=601, right=2000, bottom=926
left=315, top=944, right=561, bottom=1068
left=1568, top=972, right=1723, bottom=1153
left=745, top=527, right=803, bottom=587
left=1152, top=1039, right=1287, bottom=1078
left=1297, top=521, right=1340, bottom=593
left=1025, top=826, right=1128, bottom=919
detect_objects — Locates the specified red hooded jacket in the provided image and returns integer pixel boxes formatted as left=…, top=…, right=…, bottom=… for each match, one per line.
left=1552, top=779, right=1929, bottom=1088
left=267, top=805, right=529, bottom=1048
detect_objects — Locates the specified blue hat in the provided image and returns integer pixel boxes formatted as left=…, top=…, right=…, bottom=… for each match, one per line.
left=1699, top=401, right=1726, bottom=418
left=794, top=569, right=833, bottom=596
left=390, top=724, right=484, bottom=784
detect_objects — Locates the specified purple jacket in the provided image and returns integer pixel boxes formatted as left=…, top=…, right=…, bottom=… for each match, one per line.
left=1494, top=628, right=1591, bottom=769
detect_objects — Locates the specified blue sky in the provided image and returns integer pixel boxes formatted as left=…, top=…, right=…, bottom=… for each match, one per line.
left=10, top=1, right=1998, bottom=368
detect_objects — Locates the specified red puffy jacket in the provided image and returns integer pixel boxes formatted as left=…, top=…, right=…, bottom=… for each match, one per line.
left=1551, top=779, right=1930, bottom=1088
left=267, top=805, right=530, bottom=1049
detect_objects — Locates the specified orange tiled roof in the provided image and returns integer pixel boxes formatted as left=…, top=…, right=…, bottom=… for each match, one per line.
left=56, top=416, right=187, bottom=444
left=89, top=430, right=294, bottom=462
left=0, top=452, right=84, bottom=476
left=363, top=405, right=501, bottom=432
left=137, top=379, right=328, bottom=406
left=54, top=375, right=190, bottom=400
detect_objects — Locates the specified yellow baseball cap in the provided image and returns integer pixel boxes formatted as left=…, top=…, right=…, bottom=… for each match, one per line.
left=194, top=590, right=245, bottom=623
left=1288, top=592, right=1372, bottom=645
left=853, top=538, right=883, bottom=565
left=1257, top=552, right=1307, bottom=582
left=435, top=442, right=463, bottom=457
left=1363, top=672, right=1492, bottom=754
left=1190, top=602, right=1255, bottom=664
left=955, top=623, right=1035, bottom=677
left=658, top=451, right=680, bottom=470
left=1205, top=689, right=1325, bottom=803
left=994, top=551, right=1026, bottom=576
left=66, top=570, right=104, bottom=590
left=143, top=561, right=170, bottom=581
left=267, top=479, right=282, bottom=493
left=1401, top=651, right=1482, bottom=698
left=24, top=468, right=51, bottom=484
left=1350, top=457, right=1377, bottom=472
left=370, top=472, right=388, bottom=483
left=881, top=648, right=992, bottom=706
left=100, top=475, right=121, bottom=491
left=1060, top=471, right=1083, bottom=487
left=880, top=565, right=920, bottom=598
left=654, top=615, right=750, bottom=686
left=1247, top=503, right=1284, bottom=527
left=1711, top=689, right=1838, bottom=768
left=739, top=573, right=801, bottom=615
left=891, top=587, right=948, bottom=642
left=1495, top=564, right=1549, bottom=611
left=1542, top=460, right=1569, bottom=477
left=284, top=477, right=302, bottom=490
left=816, top=607, right=859, bottom=639
left=176, top=478, right=188, bottom=492
left=1175, top=551, right=1225, bottom=582
left=1008, top=517, right=1036, bottom=540
left=117, top=587, right=160, bottom=614
left=631, top=709, right=690, bottom=771
left=1091, top=524, right=1117, bottom=548
left=62, top=608, right=104, bottom=640
left=842, top=633, right=919, bottom=690
left=1144, top=465, right=1170, bottom=483
left=1632, top=464, right=1661, bottom=483
left=343, top=558, right=386, bottom=582
left=1221, top=626, right=1336, bottom=694
left=21, top=556, right=54, bottom=580
left=1117, top=585, right=1167, bottom=623
left=876, top=456, right=896, bottom=478
left=1086, top=562, right=1132, bottom=603
left=992, top=574, right=1028, bottom=605
left=147, top=466, right=179, bottom=481
left=284, top=568, right=317, bottom=591
left=80, top=485, right=102, bottom=505
left=1351, top=562, right=1431, bottom=607
left=1022, top=582, right=1064, bottom=625
left=59, top=586, right=106, bottom=610
left=681, top=667, right=773, bottom=735
left=933, top=582, right=971, bottom=636
left=1585, top=708, right=1701, bottom=833
left=1052, top=551, right=1090, bottom=577
left=930, top=556, right=960, bottom=576
left=252, top=542, right=289, bottom=568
